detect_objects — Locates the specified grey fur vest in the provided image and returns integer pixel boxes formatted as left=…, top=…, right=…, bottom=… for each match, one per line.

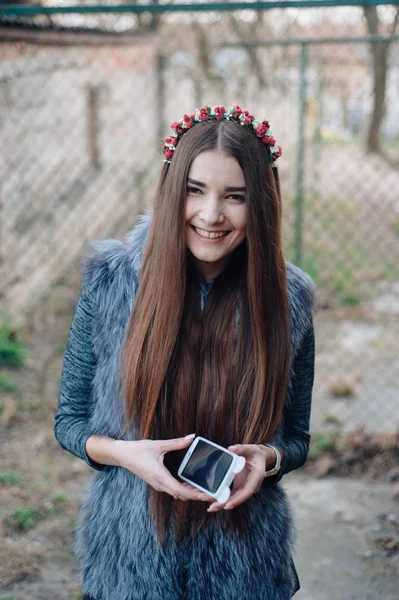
left=76, top=213, right=315, bottom=600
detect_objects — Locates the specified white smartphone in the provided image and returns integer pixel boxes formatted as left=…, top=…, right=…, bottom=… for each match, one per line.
left=178, top=436, right=246, bottom=504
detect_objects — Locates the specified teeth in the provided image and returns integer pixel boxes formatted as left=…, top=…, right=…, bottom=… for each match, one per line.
left=194, top=227, right=228, bottom=239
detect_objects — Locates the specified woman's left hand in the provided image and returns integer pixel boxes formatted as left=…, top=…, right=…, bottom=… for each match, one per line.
left=200, top=444, right=277, bottom=512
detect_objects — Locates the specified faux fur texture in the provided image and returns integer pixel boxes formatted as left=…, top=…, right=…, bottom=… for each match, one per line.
left=76, top=212, right=316, bottom=600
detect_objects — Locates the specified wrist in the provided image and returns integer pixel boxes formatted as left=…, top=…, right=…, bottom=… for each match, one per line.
left=258, top=444, right=276, bottom=469
left=262, top=443, right=282, bottom=477
left=111, top=439, right=129, bottom=468
left=86, top=435, right=127, bottom=468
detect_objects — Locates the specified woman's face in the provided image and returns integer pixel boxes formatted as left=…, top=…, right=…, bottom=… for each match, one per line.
left=185, top=149, right=247, bottom=281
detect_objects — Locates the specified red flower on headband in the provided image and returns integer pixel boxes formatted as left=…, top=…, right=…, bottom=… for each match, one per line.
left=214, top=105, right=226, bottom=120
left=231, top=105, right=243, bottom=120
left=183, top=114, right=194, bottom=128
left=170, top=120, right=185, bottom=136
left=269, top=137, right=276, bottom=146
left=242, top=110, right=254, bottom=119
left=199, top=108, right=210, bottom=121
left=256, top=123, right=268, bottom=138
left=275, top=145, right=283, bottom=157
left=164, top=148, right=174, bottom=160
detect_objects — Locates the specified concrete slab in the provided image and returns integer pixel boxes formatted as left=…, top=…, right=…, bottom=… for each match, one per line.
left=285, top=474, right=398, bottom=600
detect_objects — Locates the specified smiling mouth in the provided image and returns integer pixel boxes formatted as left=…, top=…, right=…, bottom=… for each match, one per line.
left=190, top=225, right=231, bottom=240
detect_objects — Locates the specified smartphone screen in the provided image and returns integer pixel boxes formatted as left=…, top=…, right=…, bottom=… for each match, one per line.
left=181, top=439, right=234, bottom=494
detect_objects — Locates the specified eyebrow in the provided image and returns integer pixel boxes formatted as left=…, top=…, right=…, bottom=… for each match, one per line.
left=187, top=177, right=246, bottom=192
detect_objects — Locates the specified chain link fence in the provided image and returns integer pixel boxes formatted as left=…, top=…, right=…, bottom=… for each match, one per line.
left=1, top=2, right=398, bottom=434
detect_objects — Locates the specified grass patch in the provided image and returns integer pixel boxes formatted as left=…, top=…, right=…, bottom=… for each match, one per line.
left=56, top=343, right=66, bottom=356
left=0, top=471, right=21, bottom=486
left=283, top=193, right=396, bottom=306
left=48, top=492, right=70, bottom=515
left=383, top=137, right=399, bottom=152
left=7, top=505, right=42, bottom=531
left=51, top=492, right=69, bottom=503
left=30, top=397, right=46, bottom=411
left=322, top=412, right=343, bottom=426
left=392, top=218, right=399, bottom=238
left=329, top=380, right=356, bottom=398
left=0, top=318, right=28, bottom=368
left=308, top=431, right=340, bottom=460
left=317, top=134, right=362, bottom=147
left=0, top=373, right=18, bottom=393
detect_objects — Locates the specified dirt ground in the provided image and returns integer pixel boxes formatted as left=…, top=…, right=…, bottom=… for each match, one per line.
left=0, top=279, right=398, bottom=600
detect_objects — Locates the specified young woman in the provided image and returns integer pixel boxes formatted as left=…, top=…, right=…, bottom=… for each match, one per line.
left=55, top=105, right=316, bottom=600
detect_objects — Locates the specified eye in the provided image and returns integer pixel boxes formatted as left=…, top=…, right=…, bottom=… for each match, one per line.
left=227, top=194, right=246, bottom=202
left=186, top=186, right=202, bottom=194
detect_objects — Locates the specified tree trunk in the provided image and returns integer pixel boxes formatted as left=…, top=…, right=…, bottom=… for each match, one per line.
left=367, top=42, right=387, bottom=153
left=363, top=6, right=399, bottom=154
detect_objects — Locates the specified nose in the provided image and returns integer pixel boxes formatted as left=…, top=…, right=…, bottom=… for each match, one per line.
left=199, top=196, right=224, bottom=226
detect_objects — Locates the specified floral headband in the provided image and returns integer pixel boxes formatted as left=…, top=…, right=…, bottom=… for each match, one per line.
left=163, top=104, right=282, bottom=167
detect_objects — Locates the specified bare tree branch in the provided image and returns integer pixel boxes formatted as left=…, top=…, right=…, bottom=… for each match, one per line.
left=362, top=6, right=399, bottom=155
left=227, top=13, right=267, bottom=88
left=192, top=21, right=212, bottom=77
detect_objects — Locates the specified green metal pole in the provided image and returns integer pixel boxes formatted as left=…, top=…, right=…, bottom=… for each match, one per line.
left=312, top=65, right=323, bottom=198
left=295, top=42, right=308, bottom=267
left=2, top=1, right=399, bottom=17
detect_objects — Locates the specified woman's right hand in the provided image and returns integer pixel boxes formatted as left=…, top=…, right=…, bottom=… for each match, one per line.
left=114, top=433, right=207, bottom=502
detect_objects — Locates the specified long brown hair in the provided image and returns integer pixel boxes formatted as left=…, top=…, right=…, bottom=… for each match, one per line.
left=119, top=119, right=291, bottom=542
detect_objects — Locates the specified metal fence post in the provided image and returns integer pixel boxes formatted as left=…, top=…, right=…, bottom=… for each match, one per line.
left=156, top=51, right=166, bottom=151
left=295, top=42, right=308, bottom=267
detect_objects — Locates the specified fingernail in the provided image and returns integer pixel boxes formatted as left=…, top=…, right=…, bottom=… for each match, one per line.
left=229, top=446, right=237, bottom=451
left=185, top=433, right=196, bottom=440
left=224, top=504, right=232, bottom=509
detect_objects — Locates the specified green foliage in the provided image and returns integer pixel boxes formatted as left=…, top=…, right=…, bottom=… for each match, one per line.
left=317, top=134, right=361, bottom=147
left=308, top=431, right=340, bottom=460
left=0, top=318, right=28, bottom=368
left=322, top=412, right=343, bottom=426
left=0, top=595, right=18, bottom=600
left=0, top=372, right=18, bottom=393
left=329, top=380, right=356, bottom=398
left=48, top=492, right=70, bottom=515
left=0, top=471, right=21, bottom=486
left=301, top=255, right=321, bottom=286
left=30, top=397, right=46, bottom=411
left=56, top=343, right=66, bottom=356
left=383, top=137, right=399, bottom=151
left=392, top=218, right=399, bottom=237
left=7, top=505, right=42, bottom=530
left=51, top=492, right=69, bottom=503
left=283, top=193, right=396, bottom=307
